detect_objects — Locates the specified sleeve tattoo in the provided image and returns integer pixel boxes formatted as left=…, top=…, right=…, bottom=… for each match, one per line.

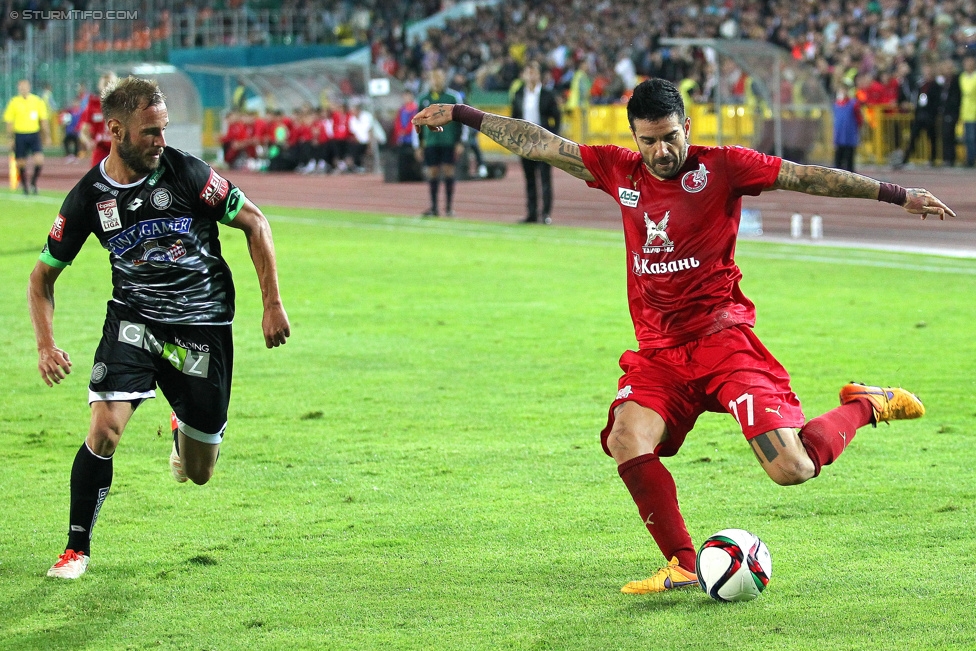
left=773, top=161, right=879, bottom=199
left=480, top=114, right=594, bottom=181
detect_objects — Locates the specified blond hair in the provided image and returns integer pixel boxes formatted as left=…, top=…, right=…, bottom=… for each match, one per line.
left=101, top=76, right=165, bottom=123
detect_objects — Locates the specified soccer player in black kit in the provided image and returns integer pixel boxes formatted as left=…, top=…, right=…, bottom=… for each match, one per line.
left=28, top=77, right=291, bottom=579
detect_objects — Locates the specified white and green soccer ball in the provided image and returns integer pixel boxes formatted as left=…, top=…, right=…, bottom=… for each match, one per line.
left=696, top=528, right=772, bottom=602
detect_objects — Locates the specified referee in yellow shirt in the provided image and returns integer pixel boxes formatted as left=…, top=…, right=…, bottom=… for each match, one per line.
left=4, top=79, right=49, bottom=194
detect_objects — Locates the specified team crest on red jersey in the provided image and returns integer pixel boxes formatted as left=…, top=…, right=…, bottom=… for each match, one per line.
left=681, top=163, right=709, bottom=193
left=642, top=211, right=674, bottom=253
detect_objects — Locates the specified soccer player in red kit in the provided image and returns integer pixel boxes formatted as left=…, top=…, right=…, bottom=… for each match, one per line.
left=79, top=73, right=116, bottom=167
left=413, top=78, right=955, bottom=593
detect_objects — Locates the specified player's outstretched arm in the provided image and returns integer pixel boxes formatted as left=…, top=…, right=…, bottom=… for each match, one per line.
left=226, top=200, right=291, bottom=348
left=27, top=260, right=72, bottom=386
left=770, top=160, right=956, bottom=220
left=412, top=103, right=595, bottom=181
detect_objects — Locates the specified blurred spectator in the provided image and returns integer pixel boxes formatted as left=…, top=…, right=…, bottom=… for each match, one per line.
left=938, top=59, right=961, bottom=167
left=832, top=80, right=862, bottom=173
left=393, top=89, right=418, bottom=147
left=348, top=101, right=380, bottom=173
left=898, top=63, right=942, bottom=168
left=330, top=104, right=352, bottom=173
left=266, top=110, right=294, bottom=171
left=308, top=107, right=334, bottom=173
left=221, top=111, right=252, bottom=169
left=79, top=73, right=117, bottom=168
left=614, top=48, right=638, bottom=90
left=565, top=59, right=592, bottom=113
left=451, top=72, right=487, bottom=178
left=960, top=55, right=976, bottom=167
left=511, top=61, right=561, bottom=224
left=291, top=110, right=316, bottom=173
left=40, top=82, right=58, bottom=114
left=60, top=101, right=82, bottom=162
left=391, top=90, right=422, bottom=181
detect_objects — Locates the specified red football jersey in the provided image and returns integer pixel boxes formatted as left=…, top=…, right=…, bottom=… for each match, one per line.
left=580, top=144, right=781, bottom=348
left=79, top=95, right=108, bottom=143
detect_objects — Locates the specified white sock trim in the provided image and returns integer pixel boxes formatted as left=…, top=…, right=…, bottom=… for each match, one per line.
left=83, top=441, right=113, bottom=461
left=173, top=415, right=226, bottom=445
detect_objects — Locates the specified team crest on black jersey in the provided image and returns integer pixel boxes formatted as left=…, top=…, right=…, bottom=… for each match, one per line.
left=132, top=238, right=187, bottom=266
left=642, top=211, right=674, bottom=253
left=681, top=163, right=709, bottom=193
left=150, top=188, right=173, bottom=210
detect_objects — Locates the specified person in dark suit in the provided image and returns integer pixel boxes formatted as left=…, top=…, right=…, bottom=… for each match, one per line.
left=938, top=59, right=961, bottom=167
left=898, top=63, right=942, bottom=168
left=511, top=62, right=561, bottom=223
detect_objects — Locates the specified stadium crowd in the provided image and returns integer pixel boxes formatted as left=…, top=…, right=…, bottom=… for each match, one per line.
left=367, top=0, right=976, bottom=167
left=371, top=0, right=976, bottom=103
left=9, top=0, right=972, bottom=168
left=218, top=0, right=976, bottom=170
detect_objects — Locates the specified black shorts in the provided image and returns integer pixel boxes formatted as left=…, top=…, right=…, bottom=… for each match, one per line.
left=14, top=132, right=42, bottom=159
left=423, top=144, right=456, bottom=167
left=88, top=301, right=234, bottom=443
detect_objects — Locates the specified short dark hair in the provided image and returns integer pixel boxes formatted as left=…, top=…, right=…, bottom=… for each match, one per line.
left=101, top=76, right=166, bottom=124
left=626, top=78, right=685, bottom=129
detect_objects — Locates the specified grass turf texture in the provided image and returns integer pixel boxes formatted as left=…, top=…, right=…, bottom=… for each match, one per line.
left=1, top=191, right=974, bottom=650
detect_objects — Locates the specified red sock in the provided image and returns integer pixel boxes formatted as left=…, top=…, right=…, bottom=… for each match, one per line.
left=617, top=453, right=696, bottom=572
left=799, top=399, right=874, bottom=476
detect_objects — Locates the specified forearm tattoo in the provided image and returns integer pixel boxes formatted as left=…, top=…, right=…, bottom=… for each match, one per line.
left=480, top=114, right=592, bottom=179
left=774, top=162, right=879, bottom=199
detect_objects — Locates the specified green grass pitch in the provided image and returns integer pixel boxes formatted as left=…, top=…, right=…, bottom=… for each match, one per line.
left=1, top=191, right=974, bottom=650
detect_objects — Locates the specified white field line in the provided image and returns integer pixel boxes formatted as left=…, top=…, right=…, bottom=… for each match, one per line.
left=266, top=213, right=976, bottom=276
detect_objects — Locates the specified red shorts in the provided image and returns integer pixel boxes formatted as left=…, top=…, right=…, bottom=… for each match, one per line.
left=600, top=324, right=805, bottom=457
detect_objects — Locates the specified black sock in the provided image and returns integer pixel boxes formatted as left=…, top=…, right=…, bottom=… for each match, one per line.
left=444, top=178, right=455, bottom=211
left=18, top=166, right=27, bottom=191
left=66, top=442, right=114, bottom=556
left=31, top=165, right=41, bottom=185
left=428, top=179, right=440, bottom=211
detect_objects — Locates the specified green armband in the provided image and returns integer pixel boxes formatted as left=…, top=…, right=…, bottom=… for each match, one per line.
left=220, top=187, right=246, bottom=224
left=39, top=249, right=69, bottom=268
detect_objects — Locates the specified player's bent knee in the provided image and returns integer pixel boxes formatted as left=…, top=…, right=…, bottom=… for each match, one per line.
left=606, top=402, right=668, bottom=462
left=185, top=466, right=213, bottom=485
left=606, top=427, right=636, bottom=459
left=182, top=457, right=216, bottom=485
left=764, top=455, right=815, bottom=486
left=178, top=433, right=220, bottom=485
left=87, top=411, right=130, bottom=455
